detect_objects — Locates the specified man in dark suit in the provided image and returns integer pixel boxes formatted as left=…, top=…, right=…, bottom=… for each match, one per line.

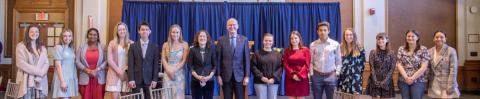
left=217, top=18, right=250, bottom=99
left=128, top=22, right=160, bottom=99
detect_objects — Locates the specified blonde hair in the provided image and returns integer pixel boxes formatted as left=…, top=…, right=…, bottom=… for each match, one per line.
left=163, top=24, right=185, bottom=59
left=58, top=28, right=73, bottom=48
left=341, top=28, right=363, bottom=57
left=166, top=24, right=185, bottom=44
left=112, top=22, right=131, bottom=50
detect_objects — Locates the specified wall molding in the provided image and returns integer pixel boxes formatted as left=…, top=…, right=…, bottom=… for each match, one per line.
left=74, top=0, right=108, bottom=48
left=458, top=0, right=466, bottom=65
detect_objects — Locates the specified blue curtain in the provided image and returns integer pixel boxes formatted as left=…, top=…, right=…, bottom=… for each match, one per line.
left=122, top=1, right=341, bottom=96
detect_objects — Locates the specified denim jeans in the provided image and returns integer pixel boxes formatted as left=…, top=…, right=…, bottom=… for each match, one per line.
left=398, top=81, right=426, bottom=99
left=254, top=84, right=279, bottom=99
left=311, top=73, right=337, bottom=99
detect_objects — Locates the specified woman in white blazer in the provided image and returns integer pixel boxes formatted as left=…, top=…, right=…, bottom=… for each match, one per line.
left=428, top=31, right=460, bottom=98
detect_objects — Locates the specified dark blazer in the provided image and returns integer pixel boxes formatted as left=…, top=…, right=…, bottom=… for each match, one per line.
left=188, top=46, right=217, bottom=81
left=128, top=40, right=160, bottom=85
left=216, top=34, right=250, bottom=82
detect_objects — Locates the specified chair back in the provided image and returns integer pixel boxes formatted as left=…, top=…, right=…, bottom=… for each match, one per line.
left=149, top=87, right=173, bottom=99
left=334, top=91, right=357, bottom=99
left=4, top=79, right=19, bottom=99
left=120, top=88, right=145, bottom=99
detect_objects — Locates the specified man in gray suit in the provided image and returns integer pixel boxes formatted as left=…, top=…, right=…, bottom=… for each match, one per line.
left=128, top=22, right=160, bottom=99
left=217, top=18, right=250, bottom=99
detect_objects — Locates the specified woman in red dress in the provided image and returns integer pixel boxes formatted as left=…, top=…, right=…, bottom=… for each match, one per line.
left=76, top=28, right=106, bottom=99
left=283, top=31, right=310, bottom=99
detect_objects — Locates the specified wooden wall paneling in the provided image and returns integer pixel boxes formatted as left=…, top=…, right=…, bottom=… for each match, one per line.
left=461, top=60, right=480, bottom=91
left=17, top=12, right=66, bottom=23
left=362, top=63, right=370, bottom=91
left=108, top=0, right=124, bottom=41
left=67, top=0, right=75, bottom=36
left=15, top=0, right=68, bottom=9
left=4, top=0, right=15, bottom=58
left=339, top=0, right=353, bottom=31
left=458, top=66, right=465, bottom=90
left=0, top=64, right=13, bottom=87
left=11, top=9, right=20, bottom=80
left=388, top=0, right=457, bottom=50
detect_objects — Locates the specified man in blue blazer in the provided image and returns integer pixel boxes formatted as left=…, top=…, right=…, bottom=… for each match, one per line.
left=217, top=18, right=250, bottom=99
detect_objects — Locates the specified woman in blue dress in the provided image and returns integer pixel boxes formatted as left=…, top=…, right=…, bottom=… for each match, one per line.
left=52, top=29, right=79, bottom=98
left=161, top=24, right=189, bottom=99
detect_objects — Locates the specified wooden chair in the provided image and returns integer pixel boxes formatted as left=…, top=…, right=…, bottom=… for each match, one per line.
left=4, top=79, right=19, bottom=99
left=149, top=87, right=172, bottom=99
left=334, top=91, right=357, bottom=99
left=120, top=88, right=144, bottom=99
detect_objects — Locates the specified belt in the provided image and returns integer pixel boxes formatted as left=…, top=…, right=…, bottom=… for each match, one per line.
left=314, top=70, right=335, bottom=76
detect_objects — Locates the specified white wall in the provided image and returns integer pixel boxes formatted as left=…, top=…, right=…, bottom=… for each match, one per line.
left=75, top=0, right=108, bottom=48
left=0, top=0, right=4, bottom=44
left=465, top=0, right=480, bottom=61
left=0, top=0, right=7, bottom=64
left=354, top=0, right=387, bottom=59
left=458, top=0, right=467, bottom=65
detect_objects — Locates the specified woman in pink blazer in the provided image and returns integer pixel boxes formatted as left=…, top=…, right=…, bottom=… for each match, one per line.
left=106, top=22, right=134, bottom=99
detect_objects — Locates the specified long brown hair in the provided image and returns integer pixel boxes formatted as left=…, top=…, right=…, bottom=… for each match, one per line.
left=376, top=32, right=391, bottom=52
left=23, top=24, right=44, bottom=54
left=340, top=28, right=363, bottom=57
left=193, top=30, right=212, bottom=48
left=287, top=31, right=305, bottom=51
left=405, top=30, right=420, bottom=53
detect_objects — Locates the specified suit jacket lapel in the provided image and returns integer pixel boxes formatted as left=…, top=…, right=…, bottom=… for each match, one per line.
left=134, top=41, right=144, bottom=61
left=235, top=36, right=243, bottom=52
left=224, top=36, right=233, bottom=55
left=434, top=45, right=448, bottom=67
left=81, top=44, right=90, bottom=67
left=145, top=43, right=153, bottom=60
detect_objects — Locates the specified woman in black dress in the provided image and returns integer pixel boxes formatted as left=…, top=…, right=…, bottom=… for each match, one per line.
left=366, top=32, right=396, bottom=98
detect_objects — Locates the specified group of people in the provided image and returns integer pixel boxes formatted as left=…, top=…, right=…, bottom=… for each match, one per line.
left=15, top=17, right=459, bottom=99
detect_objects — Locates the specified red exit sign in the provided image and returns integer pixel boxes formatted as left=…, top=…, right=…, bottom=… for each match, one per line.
left=35, top=12, right=49, bottom=21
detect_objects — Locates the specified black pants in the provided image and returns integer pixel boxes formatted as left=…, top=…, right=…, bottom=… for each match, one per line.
left=132, top=82, right=152, bottom=99
left=222, top=78, right=245, bottom=99
left=191, top=80, right=214, bottom=99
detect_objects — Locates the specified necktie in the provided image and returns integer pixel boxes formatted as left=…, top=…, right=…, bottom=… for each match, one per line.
left=230, top=36, right=236, bottom=53
left=142, top=43, right=147, bottom=58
